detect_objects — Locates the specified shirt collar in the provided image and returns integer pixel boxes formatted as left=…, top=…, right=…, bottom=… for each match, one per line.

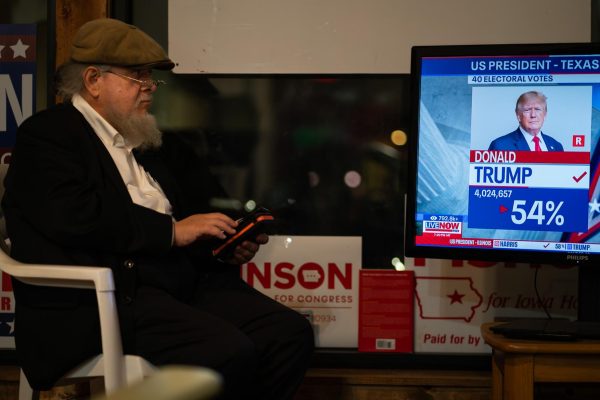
left=519, top=126, right=542, bottom=140
left=72, top=93, right=133, bottom=151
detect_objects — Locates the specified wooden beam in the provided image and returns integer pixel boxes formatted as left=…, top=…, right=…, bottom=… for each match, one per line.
left=54, top=0, right=110, bottom=69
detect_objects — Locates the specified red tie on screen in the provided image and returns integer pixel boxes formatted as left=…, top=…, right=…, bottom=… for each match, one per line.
left=532, top=136, right=542, bottom=151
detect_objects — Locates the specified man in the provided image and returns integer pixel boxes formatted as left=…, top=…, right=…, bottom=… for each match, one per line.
left=2, top=18, right=313, bottom=400
left=488, top=91, right=564, bottom=152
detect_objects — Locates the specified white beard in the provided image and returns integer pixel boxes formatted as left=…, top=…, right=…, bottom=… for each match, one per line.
left=105, top=105, right=162, bottom=151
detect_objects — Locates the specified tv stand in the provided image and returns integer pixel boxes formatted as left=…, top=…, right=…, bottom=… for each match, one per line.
left=482, top=322, right=600, bottom=400
left=490, top=318, right=600, bottom=341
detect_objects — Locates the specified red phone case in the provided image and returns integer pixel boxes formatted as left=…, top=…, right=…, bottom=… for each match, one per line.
left=212, top=212, right=274, bottom=258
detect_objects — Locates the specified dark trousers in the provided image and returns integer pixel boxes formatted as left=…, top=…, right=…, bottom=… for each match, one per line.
left=131, top=268, right=314, bottom=400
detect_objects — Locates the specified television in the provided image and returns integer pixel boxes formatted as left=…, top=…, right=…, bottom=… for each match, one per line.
left=404, top=42, right=600, bottom=325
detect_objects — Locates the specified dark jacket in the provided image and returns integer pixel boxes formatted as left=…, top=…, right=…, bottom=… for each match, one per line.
left=488, top=128, right=564, bottom=151
left=2, top=103, right=224, bottom=389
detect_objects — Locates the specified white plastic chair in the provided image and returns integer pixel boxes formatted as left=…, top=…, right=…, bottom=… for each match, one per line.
left=0, top=242, right=157, bottom=399
left=94, top=365, right=222, bottom=400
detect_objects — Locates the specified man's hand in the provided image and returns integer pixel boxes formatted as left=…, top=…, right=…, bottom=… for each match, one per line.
left=225, top=233, right=269, bottom=265
left=173, top=213, right=238, bottom=247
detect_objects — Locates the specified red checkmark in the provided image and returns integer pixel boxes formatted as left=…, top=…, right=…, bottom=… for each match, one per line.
left=573, top=171, right=587, bottom=183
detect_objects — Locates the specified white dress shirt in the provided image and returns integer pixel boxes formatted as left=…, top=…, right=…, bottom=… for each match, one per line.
left=72, top=93, right=173, bottom=216
left=519, top=126, right=548, bottom=151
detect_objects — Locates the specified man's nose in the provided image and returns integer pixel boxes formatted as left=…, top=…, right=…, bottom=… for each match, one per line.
left=142, top=84, right=157, bottom=93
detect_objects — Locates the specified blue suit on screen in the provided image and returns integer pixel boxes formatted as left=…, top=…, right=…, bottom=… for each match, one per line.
left=488, top=128, right=564, bottom=152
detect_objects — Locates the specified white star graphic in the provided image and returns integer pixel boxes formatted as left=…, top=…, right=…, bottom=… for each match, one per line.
left=0, top=45, right=4, bottom=59
left=590, top=199, right=600, bottom=214
left=10, top=39, right=29, bottom=59
left=6, top=319, right=14, bottom=334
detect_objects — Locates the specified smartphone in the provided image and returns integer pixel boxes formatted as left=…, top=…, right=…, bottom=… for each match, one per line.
left=211, top=207, right=275, bottom=259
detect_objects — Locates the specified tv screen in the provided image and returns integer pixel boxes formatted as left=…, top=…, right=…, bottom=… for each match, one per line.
left=404, top=42, right=600, bottom=267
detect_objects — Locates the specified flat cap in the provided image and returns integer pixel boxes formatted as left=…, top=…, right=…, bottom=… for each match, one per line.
left=71, top=18, right=175, bottom=70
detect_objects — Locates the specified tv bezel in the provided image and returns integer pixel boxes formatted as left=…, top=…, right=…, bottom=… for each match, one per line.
left=404, top=41, right=600, bottom=267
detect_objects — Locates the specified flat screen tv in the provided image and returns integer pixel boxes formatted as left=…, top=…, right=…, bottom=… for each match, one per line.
left=404, top=42, right=600, bottom=323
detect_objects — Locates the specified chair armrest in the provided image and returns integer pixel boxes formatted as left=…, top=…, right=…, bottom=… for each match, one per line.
left=0, top=246, right=130, bottom=391
left=0, top=247, right=114, bottom=291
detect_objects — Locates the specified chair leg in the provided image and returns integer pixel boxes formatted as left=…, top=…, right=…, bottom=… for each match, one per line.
left=18, top=369, right=34, bottom=400
left=89, top=377, right=105, bottom=397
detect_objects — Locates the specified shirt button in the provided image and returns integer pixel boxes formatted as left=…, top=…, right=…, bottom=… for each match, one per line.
left=124, top=260, right=135, bottom=269
left=124, top=296, right=133, bottom=304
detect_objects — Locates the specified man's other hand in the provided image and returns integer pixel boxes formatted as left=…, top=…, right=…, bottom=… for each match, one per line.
left=226, top=233, right=269, bottom=265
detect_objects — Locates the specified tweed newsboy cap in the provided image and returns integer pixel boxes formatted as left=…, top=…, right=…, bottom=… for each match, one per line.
left=70, top=18, right=175, bottom=70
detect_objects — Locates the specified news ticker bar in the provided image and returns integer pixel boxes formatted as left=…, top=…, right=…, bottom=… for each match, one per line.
left=416, top=235, right=595, bottom=253
left=468, top=74, right=600, bottom=85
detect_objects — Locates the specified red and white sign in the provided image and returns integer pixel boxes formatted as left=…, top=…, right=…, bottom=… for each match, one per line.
left=241, top=235, right=361, bottom=347
left=405, top=257, right=578, bottom=353
left=0, top=23, right=35, bottom=349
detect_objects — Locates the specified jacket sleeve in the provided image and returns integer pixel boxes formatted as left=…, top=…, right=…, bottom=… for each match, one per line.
left=3, top=107, right=173, bottom=256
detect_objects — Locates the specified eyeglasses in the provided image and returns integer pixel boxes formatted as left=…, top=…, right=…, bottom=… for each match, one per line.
left=104, top=70, right=166, bottom=89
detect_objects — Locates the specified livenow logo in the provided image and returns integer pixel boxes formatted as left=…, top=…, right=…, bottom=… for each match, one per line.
left=423, top=221, right=462, bottom=234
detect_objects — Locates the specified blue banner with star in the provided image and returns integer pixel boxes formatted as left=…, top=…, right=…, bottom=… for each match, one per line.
left=0, top=24, right=36, bottom=158
left=0, top=24, right=35, bottom=346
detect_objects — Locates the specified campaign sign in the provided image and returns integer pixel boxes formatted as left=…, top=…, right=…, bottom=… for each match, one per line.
left=0, top=24, right=36, bottom=348
left=405, top=257, right=577, bottom=353
left=241, top=236, right=361, bottom=347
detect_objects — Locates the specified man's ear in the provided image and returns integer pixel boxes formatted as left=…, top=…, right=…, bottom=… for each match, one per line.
left=82, top=66, right=102, bottom=98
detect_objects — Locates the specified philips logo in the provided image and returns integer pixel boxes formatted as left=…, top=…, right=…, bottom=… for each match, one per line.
left=566, top=254, right=589, bottom=261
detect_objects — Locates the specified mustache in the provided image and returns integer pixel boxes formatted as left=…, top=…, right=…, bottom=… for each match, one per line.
left=136, top=95, right=153, bottom=106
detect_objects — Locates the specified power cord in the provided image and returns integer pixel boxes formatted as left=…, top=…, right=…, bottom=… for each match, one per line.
left=534, top=266, right=553, bottom=320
